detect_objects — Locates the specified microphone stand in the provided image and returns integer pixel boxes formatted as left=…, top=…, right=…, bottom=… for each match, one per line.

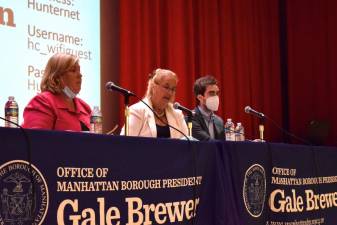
left=105, top=82, right=136, bottom=136
left=259, top=117, right=265, bottom=141
left=187, top=113, right=193, bottom=137
left=184, top=113, right=199, bottom=141
left=124, top=94, right=131, bottom=136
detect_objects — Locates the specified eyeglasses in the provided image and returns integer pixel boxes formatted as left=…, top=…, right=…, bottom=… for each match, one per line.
left=154, top=81, right=176, bottom=93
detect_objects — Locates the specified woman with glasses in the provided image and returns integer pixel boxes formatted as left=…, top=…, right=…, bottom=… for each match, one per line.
left=22, top=53, right=91, bottom=131
left=121, top=68, right=188, bottom=138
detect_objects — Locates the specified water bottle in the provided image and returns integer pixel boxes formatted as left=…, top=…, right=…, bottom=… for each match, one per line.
left=4, top=96, right=19, bottom=128
left=90, top=106, right=103, bottom=134
left=224, top=118, right=235, bottom=141
left=235, top=122, right=245, bottom=141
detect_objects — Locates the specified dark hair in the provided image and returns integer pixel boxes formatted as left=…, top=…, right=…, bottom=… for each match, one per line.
left=193, top=75, right=218, bottom=104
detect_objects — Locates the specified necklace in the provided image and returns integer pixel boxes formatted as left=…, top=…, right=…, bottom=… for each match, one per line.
left=155, top=111, right=165, bottom=117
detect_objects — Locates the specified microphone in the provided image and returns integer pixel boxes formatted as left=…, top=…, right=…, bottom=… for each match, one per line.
left=105, top=81, right=136, bottom=97
left=244, top=106, right=312, bottom=145
left=173, top=102, right=195, bottom=116
left=244, top=106, right=265, bottom=119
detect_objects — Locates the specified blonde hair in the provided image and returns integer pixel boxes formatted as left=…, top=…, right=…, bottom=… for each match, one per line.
left=145, top=68, right=177, bottom=98
left=40, top=53, right=79, bottom=94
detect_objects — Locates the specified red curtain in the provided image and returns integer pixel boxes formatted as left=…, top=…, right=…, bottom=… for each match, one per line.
left=286, top=0, right=337, bottom=145
left=119, top=0, right=283, bottom=141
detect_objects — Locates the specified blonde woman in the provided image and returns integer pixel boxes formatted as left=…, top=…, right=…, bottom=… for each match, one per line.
left=121, top=68, right=188, bottom=138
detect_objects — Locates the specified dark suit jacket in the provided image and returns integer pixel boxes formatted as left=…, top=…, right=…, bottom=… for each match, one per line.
left=189, top=107, right=225, bottom=141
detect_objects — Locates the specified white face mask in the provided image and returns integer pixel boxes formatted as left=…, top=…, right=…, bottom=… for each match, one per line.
left=205, top=95, right=219, bottom=112
left=62, top=86, right=77, bottom=99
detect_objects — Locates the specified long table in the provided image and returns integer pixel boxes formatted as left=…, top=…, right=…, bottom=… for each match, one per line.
left=0, top=127, right=337, bottom=225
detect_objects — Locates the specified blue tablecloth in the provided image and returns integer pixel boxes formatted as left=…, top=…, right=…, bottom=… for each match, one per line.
left=0, top=127, right=336, bottom=225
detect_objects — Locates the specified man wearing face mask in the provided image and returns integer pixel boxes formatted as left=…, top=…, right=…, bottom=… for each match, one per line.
left=191, top=75, right=225, bottom=141
left=22, top=53, right=91, bottom=131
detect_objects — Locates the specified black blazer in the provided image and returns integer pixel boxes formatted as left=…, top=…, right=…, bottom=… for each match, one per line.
left=190, top=107, right=225, bottom=141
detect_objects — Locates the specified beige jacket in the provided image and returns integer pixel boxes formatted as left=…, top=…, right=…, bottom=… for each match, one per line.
left=121, top=98, right=188, bottom=138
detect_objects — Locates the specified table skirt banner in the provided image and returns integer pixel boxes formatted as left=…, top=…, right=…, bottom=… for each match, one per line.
left=0, top=128, right=217, bottom=225
left=217, top=141, right=337, bottom=225
left=1, top=128, right=337, bottom=225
